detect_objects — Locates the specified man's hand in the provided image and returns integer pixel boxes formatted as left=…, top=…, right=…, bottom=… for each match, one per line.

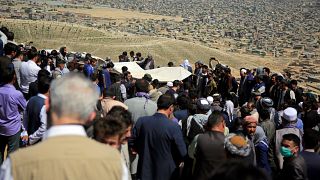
left=21, top=131, right=29, bottom=146
left=21, top=135, right=28, bottom=142
left=130, top=148, right=137, bottom=155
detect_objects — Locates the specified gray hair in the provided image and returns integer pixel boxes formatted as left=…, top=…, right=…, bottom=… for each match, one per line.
left=50, top=73, right=99, bottom=122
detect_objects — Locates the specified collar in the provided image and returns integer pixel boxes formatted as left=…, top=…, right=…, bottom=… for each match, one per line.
left=43, top=125, right=87, bottom=140
left=37, top=93, right=47, bottom=99
left=304, top=149, right=315, bottom=153
left=135, top=92, right=150, bottom=99
left=28, top=60, right=37, bottom=65
left=12, top=58, right=20, bottom=62
left=1, top=84, right=15, bottom=88
left=154, top=112, right=169, bottom=118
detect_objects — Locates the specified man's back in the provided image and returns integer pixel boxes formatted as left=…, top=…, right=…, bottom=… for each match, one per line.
left=10, top=136, right=123, bottom=180
left=125, top=97, right=157, bottom=123
left=132, top=113, right=186, bottom=180
left=20, top=60, right=40, bottom=93
left=277, top=155, right=308, bottom=180
left=300, top=151, right=320, bottom=180
left=0, top=84, right=26, bottom=136
left=193, top=131, right=226, bottom=180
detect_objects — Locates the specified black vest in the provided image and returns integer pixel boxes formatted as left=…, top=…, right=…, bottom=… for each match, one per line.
left=26, top=95, right=45, bottom=135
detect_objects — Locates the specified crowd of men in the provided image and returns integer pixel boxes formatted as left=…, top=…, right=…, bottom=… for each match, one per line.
left=0, top=26, right=320, bottom=180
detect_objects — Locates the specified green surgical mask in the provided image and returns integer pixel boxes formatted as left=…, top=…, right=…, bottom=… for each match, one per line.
left=280, top=146, right=293, bottom=157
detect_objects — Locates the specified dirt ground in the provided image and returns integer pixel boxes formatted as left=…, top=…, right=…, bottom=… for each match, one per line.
left=57, top=7, right=183, bottom=21
left=1, top=19, right=289, bottom=76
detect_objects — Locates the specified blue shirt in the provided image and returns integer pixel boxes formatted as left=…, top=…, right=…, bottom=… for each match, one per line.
left=104, top=69, right=112, bottom=89
left=84, top=64, right=94, bottom=78
left=0, top=84, right=26, bottom=136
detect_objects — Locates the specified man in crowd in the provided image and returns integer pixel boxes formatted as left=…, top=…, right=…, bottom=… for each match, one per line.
left=0, top=74, right=127, bottom=180
left=277, top=134, right=308, bottom=180
left=58, top=46, right=68, bottom=62
left=28, top=70, right=51, bottom=99
left=108, top=74, right=127, bottom=102
left=125, top=79, right=157, bottom=123
left=23, top=75, right=51, bottom=145
left=137, top=55, right=154, bottom=70
left=100, top=89, right=128, bottom=116
left=125, top=79, right=157, bottom=178
left=300, top=129, right=320, bottom=180
left=20, top=47, right=40, bottom=99
left=242, top=114, right=258, bottom=165
left=166, top=80, right=180, bottom=99
left=52, top=59, right=68, bottom=79
left=84, top=58, right=96, bottom=78
left=100, top=63, right=112, bottom=92
left=130, top=94, right=187, bottom=180
left=277, top=79, right=296, bottom=109
left=192, top=111, right=227, bottom=180
left=12, top=48, right=23, bottom=88
left=290, top=80, right=303, bottom=105
left=275, top=107, right=303, bottom=170
left=0, top=63, right=26, bottom=163
left=95, top=106, right=133, bottom=179
left=185, top=98, right=211, bottom=144
left=0, top=43, right=18, bottom=85
left=94, top=113, right=126, bottom=149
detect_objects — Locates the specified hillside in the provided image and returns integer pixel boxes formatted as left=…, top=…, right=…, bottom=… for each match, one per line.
left=0, top=19, right=290, bottom=73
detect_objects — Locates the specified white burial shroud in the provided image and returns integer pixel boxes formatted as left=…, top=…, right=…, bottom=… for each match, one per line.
left=113, top=62, right=192, bottom=82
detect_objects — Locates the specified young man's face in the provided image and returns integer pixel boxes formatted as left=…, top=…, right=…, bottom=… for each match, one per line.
left=58, top=63, right=65, bottom=70
left=127, top=73, right=132, bottom=80
left=246, top=103, right=253, bottom=111
left=103, top=135, right=121, bottom=149
left=121, top=125, right=132, bottom=144
left=202, top=67, right=208, bottom=73
left=18, top=54, right=24, bottom=61
left=271, top=76, right=276, bottom=84
left=281, top=139, right=299, bottom=155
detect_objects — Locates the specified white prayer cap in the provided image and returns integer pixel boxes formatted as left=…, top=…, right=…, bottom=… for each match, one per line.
left=283, top=107, right=297, bottom=121
left=167, top=81, right=173, bottom=87
left=207, top=96, right=214, bottom=105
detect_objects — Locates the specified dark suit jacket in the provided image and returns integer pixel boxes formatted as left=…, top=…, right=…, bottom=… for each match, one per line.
left=193, top=131, right=226, bottom=180
left=300, top=151, right=320, bottom=180
left=0, top=56, right=12, bottom=85
left=131, top=113, right=187, bottom=180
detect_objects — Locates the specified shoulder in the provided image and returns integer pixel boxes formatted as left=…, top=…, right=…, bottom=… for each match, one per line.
left=300, top=151, right=320, bottom=160
left=197, top=133, right=208, bottom=142
left=138, top=115, right=154, bottom=122
left=19, top=62, right=27, bottom=69
left=11, top=137, right=121, bottom=163
left=124, top=98, right=135, bottom=104
left=146, top=99, right=157, bottom=106
left=166, top=119, right=182, bottom=131
left=10, top=87, right=24, bottom=98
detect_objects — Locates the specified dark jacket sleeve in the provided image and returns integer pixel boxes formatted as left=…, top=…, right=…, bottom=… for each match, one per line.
left=255, top=141, right=271, bottom=174
left=172, top=125, right=187, bottom=161
left=277, top=157, right=307, bottom=180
